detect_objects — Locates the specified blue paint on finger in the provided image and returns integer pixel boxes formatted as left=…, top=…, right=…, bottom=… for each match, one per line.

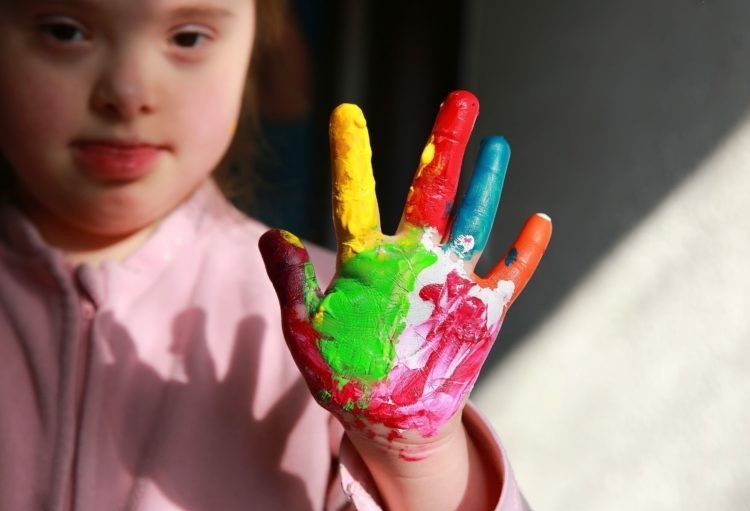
left=504, top=247, right=518, bottom=266
left=447, top=136, right=510, bottom=259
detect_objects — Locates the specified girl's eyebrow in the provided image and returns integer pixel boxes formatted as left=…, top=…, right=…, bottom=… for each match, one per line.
left=27, top=1, right=234, bottom=20
left=166, top=5, right=235, bottom=21
left=27, top=0, right=96, bottom=7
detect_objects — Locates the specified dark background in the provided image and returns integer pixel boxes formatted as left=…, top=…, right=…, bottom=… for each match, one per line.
left=247, top=0, right=750, bottom=378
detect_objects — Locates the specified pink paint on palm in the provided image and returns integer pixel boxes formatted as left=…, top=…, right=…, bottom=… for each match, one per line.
left=347, top=233, right=515, bottom=437
left=269, top=231, right=515, bottom=438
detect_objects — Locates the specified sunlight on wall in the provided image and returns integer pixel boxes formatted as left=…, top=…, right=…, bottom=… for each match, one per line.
left=474, top=115, right=750, bottom=510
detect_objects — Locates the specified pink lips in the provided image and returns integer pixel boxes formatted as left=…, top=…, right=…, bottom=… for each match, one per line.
left=72, top=140, right=166, bottom=181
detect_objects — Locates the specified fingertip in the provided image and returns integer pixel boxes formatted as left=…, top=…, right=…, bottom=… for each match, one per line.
left=258, top=229, right=310, bottom=273
left=258, top=229, right=281, bottom=256
left=476, top=135, right=511, bottom=176
left=330, top=103, right=367, bottom=131
left=446, top=90, right=479, bottom=113
left=480, top=135, right=511, bottom=162
left=329, top=102, right=372, bottom=163
left=433, top=91, right=480, bottom=142
left=528, top=213, right=554, bottom=244
left=514, top=214, right=553, bottom=262
left=535, top=212, right=552, bottom=223
left=259, top=229, right=304, bottom=254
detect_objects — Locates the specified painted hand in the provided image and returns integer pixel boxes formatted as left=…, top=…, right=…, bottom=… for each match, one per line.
left=259, top=91, right=552, bottom=439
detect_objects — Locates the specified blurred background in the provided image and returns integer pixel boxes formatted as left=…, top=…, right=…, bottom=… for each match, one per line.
left=245, top=1, right=750, bottom=509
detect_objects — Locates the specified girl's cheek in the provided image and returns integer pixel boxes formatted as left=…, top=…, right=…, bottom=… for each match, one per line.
left=190, top=97, right=234, bottom=143
left=179, top=73, right=246, bottom=150
left=1, top=68, right=82, bottom=148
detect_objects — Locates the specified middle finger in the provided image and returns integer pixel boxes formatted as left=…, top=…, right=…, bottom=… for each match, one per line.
left=400, top=90, right=479, bottom=237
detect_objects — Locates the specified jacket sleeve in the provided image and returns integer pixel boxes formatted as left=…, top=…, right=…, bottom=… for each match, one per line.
left=325, top=402, right=531, bottom=511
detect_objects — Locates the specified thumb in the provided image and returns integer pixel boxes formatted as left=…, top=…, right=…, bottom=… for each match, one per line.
left=259, top=229, right=322, bottom=314
left=259, top=230, right=337, bottom=400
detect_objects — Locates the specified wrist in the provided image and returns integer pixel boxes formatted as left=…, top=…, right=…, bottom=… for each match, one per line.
left=344, top=409, right=492, bottom=511
left=345, top=408, right=465, bottom=466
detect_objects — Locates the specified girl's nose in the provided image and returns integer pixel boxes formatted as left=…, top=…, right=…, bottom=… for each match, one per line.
left=91, top=54, right=157, bottom=121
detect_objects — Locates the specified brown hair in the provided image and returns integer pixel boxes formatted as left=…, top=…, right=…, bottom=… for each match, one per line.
left=212, top=0, right=288, bottom=209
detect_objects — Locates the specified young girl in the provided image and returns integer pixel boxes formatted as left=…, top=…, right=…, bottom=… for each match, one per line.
left=0, top=1, right=551, bottom=510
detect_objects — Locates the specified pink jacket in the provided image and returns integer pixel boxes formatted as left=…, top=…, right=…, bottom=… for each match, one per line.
left=0, top=182, right=529, bottom=510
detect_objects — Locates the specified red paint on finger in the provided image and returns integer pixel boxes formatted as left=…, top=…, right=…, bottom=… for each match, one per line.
left=259, top=230, right=311, bottom=309
left=403, top=91, right=479, bottom=232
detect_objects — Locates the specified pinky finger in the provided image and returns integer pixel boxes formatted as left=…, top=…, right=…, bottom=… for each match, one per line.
left=487, top=213, right=552, bottom=306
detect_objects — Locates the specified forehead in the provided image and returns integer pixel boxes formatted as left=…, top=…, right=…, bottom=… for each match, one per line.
left=10, top=0, right=251, bottom=17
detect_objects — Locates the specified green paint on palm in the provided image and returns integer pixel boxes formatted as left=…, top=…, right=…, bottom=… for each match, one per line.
left=314, top=232, right=436, bottom=383
left=318, top=389, right=332, bottom=403
left=303, top=262, right=320, bottom=311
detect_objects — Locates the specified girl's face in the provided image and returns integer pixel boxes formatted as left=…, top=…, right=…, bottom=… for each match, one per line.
left=0, top=0, right=255, bottom=242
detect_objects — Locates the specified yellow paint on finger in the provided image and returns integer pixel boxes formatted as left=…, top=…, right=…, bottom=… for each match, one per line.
left=411, top=137, right=436, bottom=181
left=280, top=230, right=305, bottom=248
left=330, top=104, right=381, bottom=260
left=420, top=139, right=436, bottom=167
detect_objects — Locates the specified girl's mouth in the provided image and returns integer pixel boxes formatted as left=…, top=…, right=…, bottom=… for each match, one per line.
left=71, top=140, right=167, bottom=181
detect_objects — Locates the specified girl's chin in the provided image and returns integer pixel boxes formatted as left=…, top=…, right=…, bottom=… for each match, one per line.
left=70, top=212, right=162, bottom=240
left=29, top=202, right=164, bottom=252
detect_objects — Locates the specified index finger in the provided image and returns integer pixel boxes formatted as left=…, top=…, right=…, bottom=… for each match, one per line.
left=329, top=103, right=382, bottom=261
left=401, top=90, right=479, bottom=235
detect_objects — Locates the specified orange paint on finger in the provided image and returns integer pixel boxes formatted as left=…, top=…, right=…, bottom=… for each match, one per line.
left=487, top=213, right=552, bottom=303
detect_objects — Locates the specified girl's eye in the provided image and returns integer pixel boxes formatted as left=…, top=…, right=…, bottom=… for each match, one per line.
left=39, top=20, right=87, bottom=43
left=171, top=30, right=209, bottom=49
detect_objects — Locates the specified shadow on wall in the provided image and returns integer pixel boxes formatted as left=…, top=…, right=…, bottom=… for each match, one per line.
left=462, top=0, right=750, bottom=374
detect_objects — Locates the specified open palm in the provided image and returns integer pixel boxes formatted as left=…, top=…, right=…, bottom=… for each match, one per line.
left=260, top=91, right=551, bottom=439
